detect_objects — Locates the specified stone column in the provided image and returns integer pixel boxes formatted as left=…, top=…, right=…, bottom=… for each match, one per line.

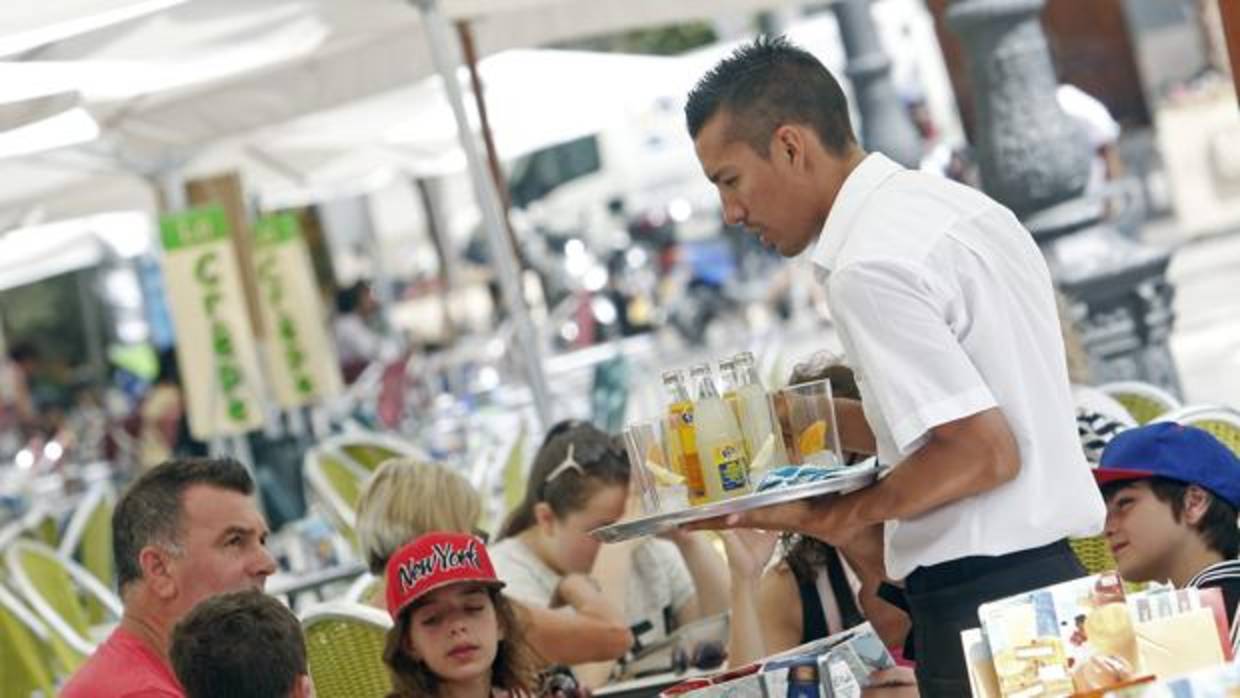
left=946, top=0, right=1182, bottom=392
left=832, top=0, right=923, bottom=168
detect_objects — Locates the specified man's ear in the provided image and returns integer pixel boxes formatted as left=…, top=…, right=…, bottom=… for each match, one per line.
left=294, top=673, right=315, bottom=698
left=137, top=544, right=178, bottom=600
left=1183, top=485, right=1213, bottom=526
left=772, top=124, right=808, bottom=169
left=534, top=502, right=557, bottom=536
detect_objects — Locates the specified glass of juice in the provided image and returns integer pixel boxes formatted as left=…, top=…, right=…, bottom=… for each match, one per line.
left=774, top=378, right=845, bottom=469
left=622, top=418, right=690, bottom=514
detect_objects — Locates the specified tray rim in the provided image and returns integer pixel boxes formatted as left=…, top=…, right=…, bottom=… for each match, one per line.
left=590, top=462, right=881, bottom=543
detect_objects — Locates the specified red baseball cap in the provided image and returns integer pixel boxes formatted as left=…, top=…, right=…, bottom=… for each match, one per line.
left=384, top=532, right=504, bottom=620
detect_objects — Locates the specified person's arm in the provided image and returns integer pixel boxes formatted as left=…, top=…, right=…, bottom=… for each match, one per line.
left=756, top=564, right=804, bottom=655
left=520, top=576, right=632, bottom=664
left=833, top=397, right=876, bottom=456
left=667, top=532, right=730, bottom=625
left=722, top=531, right=768, bottom=668
left=720, top=530, right=789, bottom=667
left=836, top=534, right=911, bottom=650
left=575, top=537, right=638, bottom=688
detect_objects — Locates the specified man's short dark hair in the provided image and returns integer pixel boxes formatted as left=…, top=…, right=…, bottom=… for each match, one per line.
left=1102, top=477, right=1240, bottom=559
left=171, top=590, right=307, bottom=698
left=685, top=35, right=856, bottom=157
left=113, top=457, right=254, bottom=591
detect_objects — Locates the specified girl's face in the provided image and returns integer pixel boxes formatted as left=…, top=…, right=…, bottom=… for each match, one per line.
left=405, top=583, right=502, bottom=687
left=541, top=483, right=626, bottom=575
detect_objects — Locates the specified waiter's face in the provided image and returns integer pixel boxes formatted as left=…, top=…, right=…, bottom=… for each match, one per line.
left=693, top=110, right=827, bottom=258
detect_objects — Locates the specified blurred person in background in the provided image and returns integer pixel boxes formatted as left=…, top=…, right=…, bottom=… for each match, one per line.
left=355, top=457, right=633, bottom=671
left=1056, top=83, right=1122, bottom=204
left=138, top=348, right=197, bottom=471
left=0, top=342, right=41, bottom=450
left=333, top=280, right=393, bottom=383
left=493, top=421, right=730, bottom=687
left=171, top=590, right=314, bottom=698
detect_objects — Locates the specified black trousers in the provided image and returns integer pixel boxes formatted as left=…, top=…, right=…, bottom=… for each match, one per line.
left=901, top=540, right=1085, bottom=698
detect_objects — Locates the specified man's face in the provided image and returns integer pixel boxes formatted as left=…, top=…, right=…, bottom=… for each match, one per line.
left=693, top=110, right=827, bottom=258
left=165, top=485, right=276, bottom=618
left=1103, top=481, right=1190, bottom=583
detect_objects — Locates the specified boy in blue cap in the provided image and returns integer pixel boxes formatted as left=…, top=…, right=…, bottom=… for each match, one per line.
left=1093, top=422, right=1240, bottom=652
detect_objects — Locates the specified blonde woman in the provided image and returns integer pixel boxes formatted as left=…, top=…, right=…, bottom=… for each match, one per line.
left=355, top=457, right=632, bottom=666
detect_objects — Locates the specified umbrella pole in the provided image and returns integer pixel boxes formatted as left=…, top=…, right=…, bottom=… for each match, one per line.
left=411, top=0, right=554, bottom=429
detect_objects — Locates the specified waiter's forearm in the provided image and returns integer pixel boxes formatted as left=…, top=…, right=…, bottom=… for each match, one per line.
left=838, top=407, right=1019, bottom=529
left=834, top=398, right=876, bottom=455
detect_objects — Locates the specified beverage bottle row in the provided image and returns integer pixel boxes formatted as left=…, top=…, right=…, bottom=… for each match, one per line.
left=660, top=352, right=789, bottom=506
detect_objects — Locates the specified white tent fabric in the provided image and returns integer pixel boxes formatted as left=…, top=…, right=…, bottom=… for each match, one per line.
left=0, top=0, right=792, bottom=219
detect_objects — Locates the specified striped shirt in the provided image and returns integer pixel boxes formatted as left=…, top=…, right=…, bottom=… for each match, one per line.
left=1187, top=559, right=1240, bottom=656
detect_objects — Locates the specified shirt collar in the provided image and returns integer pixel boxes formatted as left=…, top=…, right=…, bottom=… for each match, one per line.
left=810, top=152, right=905, bottom=273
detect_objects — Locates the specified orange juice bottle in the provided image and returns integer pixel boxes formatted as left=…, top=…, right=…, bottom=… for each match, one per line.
left=663, top=369, right=708, bottom=506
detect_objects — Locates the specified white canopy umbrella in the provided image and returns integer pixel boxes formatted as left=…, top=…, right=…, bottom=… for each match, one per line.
left=0, top=0, right=808, bottom=427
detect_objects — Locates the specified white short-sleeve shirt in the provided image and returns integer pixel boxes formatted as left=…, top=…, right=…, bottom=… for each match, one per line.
left=488, top=537, right=696, bottom=652
left=810, top=153, right=1105, bottom=580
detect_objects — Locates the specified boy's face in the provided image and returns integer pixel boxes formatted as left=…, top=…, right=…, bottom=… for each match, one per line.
left=1103, top=480, right=1191, bottom=583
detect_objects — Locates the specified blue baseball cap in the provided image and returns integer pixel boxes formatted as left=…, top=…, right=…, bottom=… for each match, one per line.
left=1094, top=422, right=1240, bottom=508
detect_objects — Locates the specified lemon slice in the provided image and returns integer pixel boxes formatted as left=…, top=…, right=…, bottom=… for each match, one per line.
left=645, top=460, right=685, bottom=487
left=748, top=434, right=776, bottom=475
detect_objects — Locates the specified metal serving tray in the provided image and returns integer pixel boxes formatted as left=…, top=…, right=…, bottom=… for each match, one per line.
left=591, top=462, right=881, bottom=543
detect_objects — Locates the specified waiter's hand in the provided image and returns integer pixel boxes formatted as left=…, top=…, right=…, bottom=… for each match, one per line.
left=683, top=491, right=867, bottom=548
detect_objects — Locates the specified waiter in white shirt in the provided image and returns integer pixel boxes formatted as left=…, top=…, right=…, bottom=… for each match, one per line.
left=682, top=37, right=1105, bottom=696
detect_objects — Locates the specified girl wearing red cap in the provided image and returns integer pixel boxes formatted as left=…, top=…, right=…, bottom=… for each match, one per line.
left=383, top=532, right=541, bottom=698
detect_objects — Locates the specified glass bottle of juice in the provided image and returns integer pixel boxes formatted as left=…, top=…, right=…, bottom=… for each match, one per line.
left=717, top=358, right=745, bottom=452
left=662, top=369, right=708, bottom=506
left=733, top=351, right=790, bottom=483
left=689, top=363, right=750, bottom=501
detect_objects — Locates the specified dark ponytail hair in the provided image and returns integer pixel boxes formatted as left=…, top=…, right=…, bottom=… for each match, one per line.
left=498, top=420, right=630, bottom=540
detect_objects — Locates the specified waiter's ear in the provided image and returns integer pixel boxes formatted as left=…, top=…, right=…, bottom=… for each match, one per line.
left=772, top=125, right=806, bottom=169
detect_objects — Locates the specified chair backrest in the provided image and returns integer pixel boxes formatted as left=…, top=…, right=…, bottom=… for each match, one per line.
left=58, top=484, right=116, bottom=590
left=320, top=432, right=422, bottom=472
left=500, top=425, right=529, bottom=516
left=302, top=601, right=394, bottom=698
left=0, top=583, right=57, bottom=697
left=1098, top=381, right=1182, bottom=425
left=1069, top=536, right=1118, bottom=576
left=1154, top=405, right=1240, bottom=457
left=343, top=573, right=379, bottom=605
left=20, top=507, right=60, bottom=548
left=304, top=449, right=366, bottom=550
left=4, top=540, right=122, bottom=673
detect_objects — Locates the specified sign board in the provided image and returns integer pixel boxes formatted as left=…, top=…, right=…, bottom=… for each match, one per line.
left=159, top=206, right=266, bottom=438
left=252, top=213, right=343, bottom=407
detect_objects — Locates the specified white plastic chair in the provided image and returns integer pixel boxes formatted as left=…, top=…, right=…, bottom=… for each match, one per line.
left=1097, top=381, right=1181, bottom=425
left=301, top=601, right=393, bottom=698
left=1154, top=405, right=1240, bottom=457
left=5, top=540, right=122, bottom=672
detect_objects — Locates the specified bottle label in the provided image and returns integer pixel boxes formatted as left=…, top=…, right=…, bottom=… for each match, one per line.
left=713, top=442, right=748, bottom=492
left=669, top=402, right=707, bottom=501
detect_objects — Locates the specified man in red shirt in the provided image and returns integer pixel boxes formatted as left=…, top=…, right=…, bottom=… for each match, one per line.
left=62, top=457, right=277, bottom=697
